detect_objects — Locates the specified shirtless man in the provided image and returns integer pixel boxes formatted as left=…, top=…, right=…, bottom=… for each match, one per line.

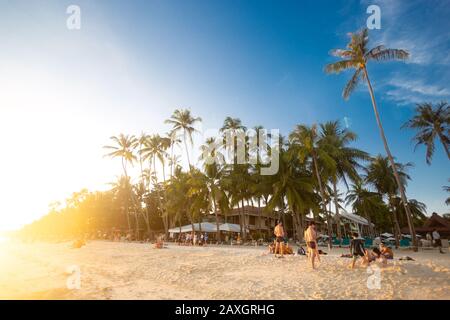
left=274, top=221, right=285, bottom=258
left=304, top=222, right=320, bottom=269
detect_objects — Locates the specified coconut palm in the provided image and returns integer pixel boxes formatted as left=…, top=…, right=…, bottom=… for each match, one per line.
left=220, top=117, right=247, bottom=165
left=103, top=134, right=137, bottom=178
left=266, top=144, right=316, bottom=241
left=140, top=134, right=171, bottom=237
left=365, top=155, right=412, bottom=246
left=325, top=28, right=418, bottom=249
left=289, top=124, right=336, bottom=248
left=345, top=180, right=384, bottom=237
left=402, top=101, right=450, bottom=164
left=199, top=137, right=228, bottom=240
left=318, top=121, right=369, bottom=240
left=165, top=109, right=202, bottom=169
left=103, top=134, right=137, bottom=233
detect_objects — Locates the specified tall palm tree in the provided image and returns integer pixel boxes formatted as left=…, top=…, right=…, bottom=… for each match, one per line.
left=365, top=155, right=412, bottom=247
left=319, top=121, right=369, bottom=241
left=266, top=144, right=316, bottom=241
left=141, top=134, right=171, bottom=237
left=325, top=28, right=418, bottom=250
left=103, top=134, right=137, bottom=179
left=199, top=137, right=228, bottom=240
left=165, top=109, right=202, bottom=169
left=402, top=101, right=450, bottom=164
left=103, top=134, right=137, bottom=233
left=220, top=117, right=247, bottom=165
left=289, top=124, right=336, bottom=248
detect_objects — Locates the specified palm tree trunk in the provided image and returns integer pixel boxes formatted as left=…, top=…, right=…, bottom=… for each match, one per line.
left=213, top=199, right=221, bottom=242
left=312, top=151, right=332, bottom=249
left=363, top=205, right=374, bottom=238
left=363, top=67, right=417, bottom=251
left=388, top=196, right=401, bottom=248
left=183, top=130, right=191, bottom=169
left=332, top=179, right=342, bottom=243
left=121, top=158, right=132, bottom=233
left=241, top=199, right=247, bottom=240
left=153, top=156, right=168, bottom=238
left=161, top=161, right=169, bottom=239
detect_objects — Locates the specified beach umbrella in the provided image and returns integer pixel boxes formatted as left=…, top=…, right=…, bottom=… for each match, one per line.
left=381, top=233, right=393, bottom=238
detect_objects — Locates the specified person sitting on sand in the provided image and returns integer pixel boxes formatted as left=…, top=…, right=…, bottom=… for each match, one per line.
left=380, top=243, right=394, bottom=259
left=273, top=221, right=285, bottom=258
left=304, top=222, right=320, bottom=269
left=350, top=233, right=368, bottom=269
left=366, top=247, right=387, bottom=265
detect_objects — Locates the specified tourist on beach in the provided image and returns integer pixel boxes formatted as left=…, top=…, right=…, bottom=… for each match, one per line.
left=367, top=247, right=387, bottom=265
left=432, top=229, right=444, bottom=254
left=350, top=233, right=368, bottom=269
left=204, top=233, right=208, bottom=245
left=304, top=222, right=320, bottom=269
left=379, top=243, right=394, bottom=259
left=274, top=221, right=285, bottom=258
left=193, top=233, right=198, bottom=246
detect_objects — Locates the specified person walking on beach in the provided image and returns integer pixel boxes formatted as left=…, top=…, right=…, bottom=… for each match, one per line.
left=432, top=229, right=444, bottom=254
left=274, top=221, right=285, bottom=258
left=350, top=233, right=368, bottom=269
left=304, top=222, right=320, bottom=269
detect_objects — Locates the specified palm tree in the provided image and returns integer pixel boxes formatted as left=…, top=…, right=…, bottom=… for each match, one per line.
left=325, top=28, right=418, bottom=250
left=289, top=124, right=336, bottom=248
left=103, top=134, right=137, bottom=179
left=365, top=155, right=412, bottom=247
left=141, top=134, right=171, bottom=237
left=266, top=143, right=316, bottom=242
left=220, top=117, right=247, bottom=165
left=199, top=137, right=228, bottom=241
left=103, top=134, right=137, bottom=233
left=402, top=101, right=450, bottom=164
left=165, top=109, right=202, bottom=169
left=345, top=180, right=384, bottom=237
left=319, top=121, right=369, bottom=241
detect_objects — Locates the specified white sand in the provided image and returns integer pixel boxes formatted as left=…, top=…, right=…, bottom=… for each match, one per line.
left=0, top=240, right=449, bottom=300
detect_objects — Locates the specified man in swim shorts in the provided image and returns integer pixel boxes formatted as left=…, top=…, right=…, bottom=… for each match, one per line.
left=273, top=221, right=285, bottom=258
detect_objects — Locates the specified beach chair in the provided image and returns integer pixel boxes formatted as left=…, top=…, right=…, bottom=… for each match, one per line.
left=399, top=238, right=410, bottom=249
left=341, top=238, right=350, bottom=247
left=332, top=238, right=341, bottom=246
left=364, top=238, right=373, bottom=247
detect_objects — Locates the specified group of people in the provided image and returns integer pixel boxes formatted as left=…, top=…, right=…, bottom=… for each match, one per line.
left=349, top=233, right=393, bottom=269
left=177, top=232, right=209, bottom=246
left=270, top=220, right=402, bottom=270
left=271, top=220, right=321, bottom=269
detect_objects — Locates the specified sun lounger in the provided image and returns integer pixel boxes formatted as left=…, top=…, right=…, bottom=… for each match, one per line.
left=341, top=238, right=350, bottom=247
left=399, top=238, right=410, bottom=249
left=364, top=238, right=373, bottom=247
left=332, top=238, right=341, bottom=246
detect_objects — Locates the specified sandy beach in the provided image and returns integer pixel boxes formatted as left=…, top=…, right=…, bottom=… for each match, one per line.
left=0, top=240, right=449, bottom=300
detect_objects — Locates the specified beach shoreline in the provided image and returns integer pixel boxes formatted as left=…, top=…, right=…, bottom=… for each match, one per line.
left=1, top=240, right=449, bottom=300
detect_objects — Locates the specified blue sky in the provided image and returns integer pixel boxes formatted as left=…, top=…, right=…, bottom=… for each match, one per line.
left=0, top=0, right=449, bottom=229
